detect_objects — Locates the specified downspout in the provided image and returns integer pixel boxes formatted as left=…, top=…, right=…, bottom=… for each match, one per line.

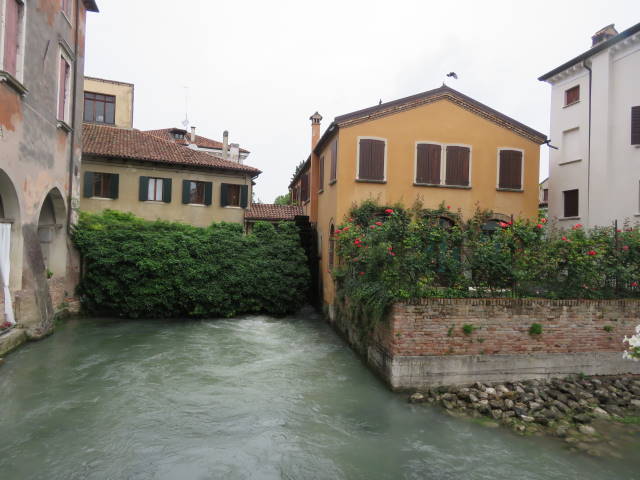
left=67, top=0, right=81, bottom=231
left=582, top=60, right=592, bottom=224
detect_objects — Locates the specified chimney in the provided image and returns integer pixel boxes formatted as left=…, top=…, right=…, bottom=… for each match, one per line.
left=310, top=111, right=322, bottom=150
left=223, top=130, right=229, bottom=160
left=190, top=126, right=196, bottom=144
left=591, top=24, right=618, bottom=47
left=230, top=143, right=240, bottom=163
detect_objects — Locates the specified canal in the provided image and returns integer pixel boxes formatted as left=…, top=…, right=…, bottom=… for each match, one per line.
left=0, top=310, right=638, bottom=479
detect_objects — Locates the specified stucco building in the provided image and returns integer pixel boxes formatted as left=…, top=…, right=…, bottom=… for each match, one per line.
left=80, top=124, right=261, bottom=227
left=0, top=0, right=98, bottom=339
left=83, top=76, right=134, bottom=128
left=539, top=23, right=640, bottom=228
left=289, top=85, right=546, bottom=310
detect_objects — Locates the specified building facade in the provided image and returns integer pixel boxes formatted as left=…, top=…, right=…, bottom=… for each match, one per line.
left=289, top=85, right=546, bottom=309
left=80, top=124, right=260, bottom=227
left=539, top=23, right=640, bottom=228
left=1, top=0, right=98, bottom=334
left=83, top=76, right=134, bottom=128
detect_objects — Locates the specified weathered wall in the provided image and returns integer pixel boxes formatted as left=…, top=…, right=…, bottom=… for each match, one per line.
left=80, top=158, right=252, bottom=227
left=330, top=299, right=640, bottom=390
left=83, top=76, right=134, bottom=129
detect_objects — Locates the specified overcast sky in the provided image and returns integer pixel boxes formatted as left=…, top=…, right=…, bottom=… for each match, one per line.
left=85, top=1, right=639, bottom=203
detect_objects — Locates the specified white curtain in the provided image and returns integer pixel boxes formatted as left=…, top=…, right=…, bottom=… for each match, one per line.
left=0, top=223, right=15, bottom=325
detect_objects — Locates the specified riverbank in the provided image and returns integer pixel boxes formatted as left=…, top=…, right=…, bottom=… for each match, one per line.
left=409, top=374, right=640, bottom=457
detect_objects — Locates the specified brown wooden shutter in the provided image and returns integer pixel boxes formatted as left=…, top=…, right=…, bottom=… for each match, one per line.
left=498, top=150, right=523, bottom=189
left=416, top=144, right=441, bottom=184
left=565, top=86, right=580, bottom=105
left=358, top=139, right=385, bottom=181
left=3, top=0, right=20, bottom=77
left=301, top=172, right=309, bottom=202
left=631, top=106, right=640, bottom=145
left=330, top=139, right=338, bottom=182
left=445, top=146, right=470, bottom=186
left=319, top=156, right=324, bottom=191
left=563, top=189, right=579, bottom=217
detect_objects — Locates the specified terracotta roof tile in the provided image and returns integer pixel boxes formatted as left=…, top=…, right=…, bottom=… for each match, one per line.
left=245, top=203, right=303, bottom=221
left=144, top=128, right=250, bottom=153
left=82, top=124, right=261, bottom=176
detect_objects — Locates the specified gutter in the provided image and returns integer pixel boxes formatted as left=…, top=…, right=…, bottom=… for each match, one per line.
left=66, top=0, right=81, bottom=231
left=583, top=60, right=592, bottom=224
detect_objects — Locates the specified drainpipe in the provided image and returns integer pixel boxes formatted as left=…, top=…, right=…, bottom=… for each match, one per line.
left=66, top=0, right=81, bottom=231
left=582, top=60, right=592, bottom=225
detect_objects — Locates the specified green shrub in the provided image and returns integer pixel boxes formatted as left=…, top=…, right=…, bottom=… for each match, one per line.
left=72, top=210, right=310, bottom=318
left=529, top=323, right=543, bottom=335
left=462, top=324, right=476, bottom=335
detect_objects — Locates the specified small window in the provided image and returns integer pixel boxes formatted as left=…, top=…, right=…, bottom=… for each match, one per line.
left=416, top=143, right=441, bottom=184
left=330, top=139, right=338, bottom=183
left=543, top=188, right=549, bottom=202
left=172, top=131, right=185, bottom=140
left=2, top=0, right=25, bottom=80
left=139, top=177, right=171, bottom=203
left=445, top=146, right=470, bottom=186
left=498, top=150, right=523, bottom=190
left=565, top=86, right=580, bottom=106
left=221, top=183, right=248, bottom=208
left=58, top=55, right=71, bottom=123
left=84, top=172, right=119, bottom=199
left=227, top=185, right=241, bottom=206
left=189, top=181, right=205, bottom=204
left=182, top=180, right=212, bottom=205
left=301, top=172, right=310, bottom=202
left=631, top=106, right=640, bottom=146
left=357, top=138, right=385, bottom=182
left=84, top=92, right=116, bottom=124
left=319, top=155, right=324, bottom=192
left=563, top=189, right=579, bottom=217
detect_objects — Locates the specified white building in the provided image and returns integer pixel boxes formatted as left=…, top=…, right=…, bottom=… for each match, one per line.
left=539, top=23, right=640, bottom=228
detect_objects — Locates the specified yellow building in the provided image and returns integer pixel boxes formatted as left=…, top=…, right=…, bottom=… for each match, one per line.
left=289, top=85, right=547, bottom=308
left=81, top=124, right=260, bottom=227
left=83, top=76, right=134, bottom=128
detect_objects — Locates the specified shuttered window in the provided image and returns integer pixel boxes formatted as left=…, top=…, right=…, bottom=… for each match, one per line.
left=632, top=106, right=640, bottom=145
left=3, top=0, right=22, bottom=78
left=563, top=189, right=579, bottom=217
left=182, top=180, right=212, bottom=205
left=319, top=155, right=325, bottom=192
left=58, top=56, right=71, bottom=122
left=221, top=184, right=248, bottom=208
left=358, top=138, right=385, bottom=182
left=84, top=172, right=119, bottom=199
left=301, top=172, right=309, bottom=202
left=416, top=144, right=442, bottom=184
left=445, top=146, right=470, bottom=186
left=139, top=177, right=171, bottom=202
left=565, top=86, right=580, bottom=106
left=498, top=150, right=523, bottom=190
left=330, top=139, right=338, bottom=183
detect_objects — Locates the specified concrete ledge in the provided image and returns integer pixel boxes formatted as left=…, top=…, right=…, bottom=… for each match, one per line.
left=0, top=328, right=28, bottom=357
left=382, top=352, right=640, bottom=391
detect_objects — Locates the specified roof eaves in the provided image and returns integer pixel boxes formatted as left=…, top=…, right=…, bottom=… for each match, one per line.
left=82, top=0, right=99, bottom=12
left=538, top=22, right=640, bottom=81
left=288, top=155, right=311, bottom=189
left=313, top=122, right=338, bottom=155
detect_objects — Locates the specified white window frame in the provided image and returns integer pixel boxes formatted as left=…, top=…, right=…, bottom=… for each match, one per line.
left=355, top=136, right=387, bottom=182
left=57, top=45, right=73, bottom=126
left=0, top=0, right=27, bottom=84
left=414, top=142, right=472, bottom=187
left=496, top=147, right=525, bottom=191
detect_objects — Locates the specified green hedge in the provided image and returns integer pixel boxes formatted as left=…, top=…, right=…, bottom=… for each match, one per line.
left=334, top=200, right=640, bottom=323
left=72, top=210, right=310, bottom=318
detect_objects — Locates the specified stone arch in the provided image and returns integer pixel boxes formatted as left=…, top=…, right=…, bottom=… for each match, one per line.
left=37, top=188, right=67, bottom=279
left=0, top=168, right=23, bottom=292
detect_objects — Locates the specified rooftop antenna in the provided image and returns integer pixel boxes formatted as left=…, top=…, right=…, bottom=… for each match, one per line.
left=443, top=71, right=458, bottom=87
left=181, top=86, right=189, bottom=128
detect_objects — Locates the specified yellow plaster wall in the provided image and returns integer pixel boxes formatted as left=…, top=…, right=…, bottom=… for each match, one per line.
left=80, top=159, right=252, bottom=227
left=83, top=77, right=134, bottom=129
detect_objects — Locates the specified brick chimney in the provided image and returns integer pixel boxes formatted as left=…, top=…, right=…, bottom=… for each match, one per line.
left=591, top=24, right=618, bottom=47
left=310, top=112, right=322, bottom=150
left=190, top=126, right=196, bottom=143
left=222, top=130, right=229, bottom=160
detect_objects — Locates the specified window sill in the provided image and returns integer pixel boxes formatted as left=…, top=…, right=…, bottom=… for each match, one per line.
left=90, top=196, right=115, bottom=201
left=84, top=120, right=116, bottom=126
left=356, top=179, right=386, bottom=184
left=57, top=120, right=73, bottom=133
left=329, top=179, right=337, bottom=186
left=224, top=205, right=242, bottom=209
left=559, top=159, right=582, bottom=166
left=318, top=189, right=324, bottom=194
left=496, top=188, right=523, bottom=192
left=143, top=200, right=167, bottom=204
left=559, top=216, right=580, bottom=221
left=187, top=203, right=206, bottom=207
left=0, top=71, right=28, bottom=96
left=414, top=183, right=471, bottom=190
left=563, top=100, right=580, bottom=108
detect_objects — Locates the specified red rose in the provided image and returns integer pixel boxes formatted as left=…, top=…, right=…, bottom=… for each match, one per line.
left=359, top=272, right=365, bottom=276
left=389, top=252, right=396, bottom=256
left=536, top=224, right=543, bottom=229
left=587, top=250, right=597, bottom=256
left=499, top=222, right=509, bottom=228
left=561, top=236, right=568, bottom=241
left=631, top=282, right=638, bottom=287
left=447, top=205, right=451, bottom=210
left=375, top=221, right=383, bottom=226
left=623, top=245, right=629, bottom=251
left=370, top=225, right=376, bottom=229
left=385, top=209, right=394, bottom=214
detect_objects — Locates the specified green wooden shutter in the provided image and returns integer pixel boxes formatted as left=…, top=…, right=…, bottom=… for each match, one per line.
left=139, top=176, right=149, bottom=201
left=240, top=185, right=248, bottom=208
left=83, top=172, right=94, bottom=197
left=162, top=178, right=172, bottom=203
left=182, top=180, right=191, bottom=204
left=109, top=174, right=119, bottom=199
left=220, top=183, right=229, bottom=206
left=204, top=182, right=213, bottom=205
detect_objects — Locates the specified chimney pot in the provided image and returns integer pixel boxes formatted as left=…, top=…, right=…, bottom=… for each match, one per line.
left=223, top=130, right=229, bottom=160
left=591, top=24, right=618, bottom=47
left=310, top=112, right=322, bottom=149
left=190, top=126, right=196, bottom=143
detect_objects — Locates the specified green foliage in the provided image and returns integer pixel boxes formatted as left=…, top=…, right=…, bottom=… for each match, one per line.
left=274, top=192, right=292, bottom=205
left=462, top=324, right=476, bottom=335
left=603, top=325, right=614, bottom=333
left=529, top=323, right=543, bottom=335
left=333, top=200, right=640, bottom=329
left=72, top=210, right=309, bottom=318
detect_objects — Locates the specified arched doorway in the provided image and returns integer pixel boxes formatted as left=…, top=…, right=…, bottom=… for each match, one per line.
left=37, top=188, right=67, bottom=279
left=0, top=169, right=22, bottom=325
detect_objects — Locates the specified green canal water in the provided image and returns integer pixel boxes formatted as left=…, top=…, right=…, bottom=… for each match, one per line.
left=1, top=310, right=639, bottom=479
